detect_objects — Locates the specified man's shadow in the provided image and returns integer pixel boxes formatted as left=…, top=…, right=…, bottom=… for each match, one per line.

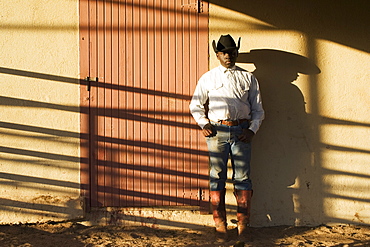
left=237, top=49, right=320, bottom=225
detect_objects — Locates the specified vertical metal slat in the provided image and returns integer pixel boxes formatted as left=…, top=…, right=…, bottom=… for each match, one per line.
left=82, top=0, right=209, bottom=208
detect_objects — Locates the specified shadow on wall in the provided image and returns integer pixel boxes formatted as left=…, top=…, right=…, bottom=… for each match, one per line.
left=210, top=0, right=370, bottom=53
left=0, top=66, right=210, bottom=227
left=238, top=49, right=321, bottom=225
left=211, top=0, right=370, bottom=226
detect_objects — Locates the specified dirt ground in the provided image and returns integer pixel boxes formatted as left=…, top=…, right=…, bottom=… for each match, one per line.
left=0, top=221, right=370, bottom=247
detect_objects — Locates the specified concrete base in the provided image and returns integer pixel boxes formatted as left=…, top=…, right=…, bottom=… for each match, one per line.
left=84, top=207, right=215, bottom=230
left=82, top=175, right=243, bottom=229
left=82, top=188, right=241, bottom=230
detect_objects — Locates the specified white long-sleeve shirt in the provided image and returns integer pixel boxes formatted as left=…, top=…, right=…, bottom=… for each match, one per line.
left=189, top=65, right=264, bottom=133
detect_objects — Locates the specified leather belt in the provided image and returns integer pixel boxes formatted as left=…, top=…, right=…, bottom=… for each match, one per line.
left=214, top=119, right=249, bottom=126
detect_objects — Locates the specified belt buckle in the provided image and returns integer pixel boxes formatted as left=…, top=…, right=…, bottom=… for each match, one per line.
left=224, top=120, right=232, bottom=126
left=221, top=120, right=236, bottom=126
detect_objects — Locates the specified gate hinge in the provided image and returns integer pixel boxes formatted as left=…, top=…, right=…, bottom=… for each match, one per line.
left=84, top=76, right=98, bottom=91
left=181, top=0, right=203, bottom=13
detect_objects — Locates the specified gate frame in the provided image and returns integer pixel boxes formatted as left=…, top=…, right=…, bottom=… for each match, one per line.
left=79, top=0, right=209, bottom=213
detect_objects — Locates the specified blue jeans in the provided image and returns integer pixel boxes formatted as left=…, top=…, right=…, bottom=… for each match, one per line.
left=206, top=121, right=252, bottom=191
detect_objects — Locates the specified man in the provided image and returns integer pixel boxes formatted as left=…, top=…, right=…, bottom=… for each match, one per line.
left=189, top=34, right=264, bottom=240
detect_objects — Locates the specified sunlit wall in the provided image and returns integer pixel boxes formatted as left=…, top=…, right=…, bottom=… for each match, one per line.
left=1, top=0, right=369, bottom=227
left=0, top=0, right=82, bottom=223
left=210, top=1, right=370, bottom=226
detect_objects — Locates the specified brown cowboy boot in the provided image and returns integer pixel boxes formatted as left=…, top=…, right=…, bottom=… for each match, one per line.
left=210, top=189, right=228, bottom=240
left=234, top=189, right=253, bottom=242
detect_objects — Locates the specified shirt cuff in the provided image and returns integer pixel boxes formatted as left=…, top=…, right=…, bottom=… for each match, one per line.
left=198, top=118, right=210, bottom=129
left=248, top=121, right=261, bottom=134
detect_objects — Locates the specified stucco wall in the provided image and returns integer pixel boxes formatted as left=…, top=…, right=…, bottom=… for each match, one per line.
left=209, top=1, right=370, bottom=226
left=0, top=0, right=82, bottom=223
left=1, top=0, right=369, bottom=228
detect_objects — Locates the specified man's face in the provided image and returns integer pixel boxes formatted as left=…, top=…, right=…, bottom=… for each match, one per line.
left=216, top=49, right=238, bottom=68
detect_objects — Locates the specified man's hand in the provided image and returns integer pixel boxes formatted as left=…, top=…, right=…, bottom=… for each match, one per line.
left=202, top=123, right=215, bottom=137
left=238, top=128, right=255, bottom=143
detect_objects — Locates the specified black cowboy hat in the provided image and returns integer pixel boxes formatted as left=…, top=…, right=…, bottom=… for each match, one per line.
left=212, top=34, right=241, bottom=53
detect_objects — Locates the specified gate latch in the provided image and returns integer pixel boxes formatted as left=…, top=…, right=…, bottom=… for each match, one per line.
left=84, top=77, right=98, bottom=91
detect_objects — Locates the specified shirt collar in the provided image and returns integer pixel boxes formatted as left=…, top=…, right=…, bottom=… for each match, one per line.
left=219, top=65, right=237, bottom=73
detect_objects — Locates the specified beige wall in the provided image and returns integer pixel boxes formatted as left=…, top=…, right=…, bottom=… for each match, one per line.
left=210, top=1, right=370, bottom=226
left=1, top=0, right=369, bottom=228
left=0, top=0, right=82, bottom=223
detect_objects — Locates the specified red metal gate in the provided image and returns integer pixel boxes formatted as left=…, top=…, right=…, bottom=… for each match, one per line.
left=80, top=0, right=209, bottom=209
